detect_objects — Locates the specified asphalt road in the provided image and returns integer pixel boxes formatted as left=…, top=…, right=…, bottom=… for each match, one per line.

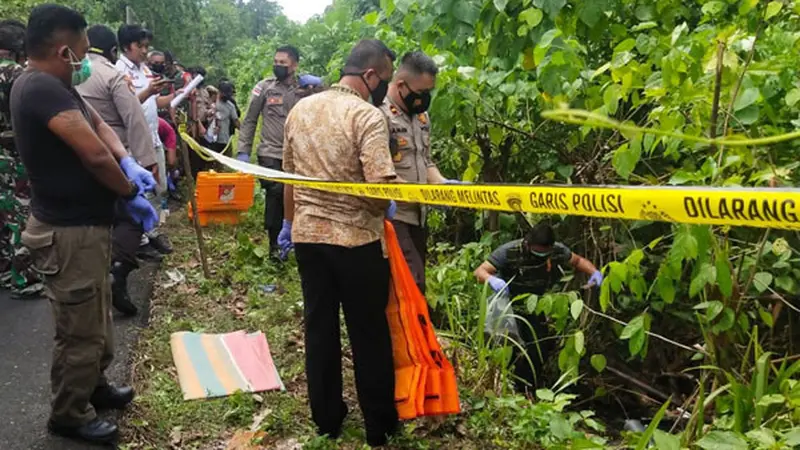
left=0, top=263, right=157, bottom=450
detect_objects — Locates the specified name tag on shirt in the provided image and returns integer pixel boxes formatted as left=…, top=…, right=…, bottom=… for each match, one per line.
left=267, top=96, right=284, bottom=105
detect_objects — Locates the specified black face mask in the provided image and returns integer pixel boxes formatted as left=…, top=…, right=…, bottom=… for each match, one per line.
left=150, top=63, right=165, bottom=74
left=362, top=73, right=389, bottom=107
left=401, top=85, right=432, bottom=114
left=273, top=65, right=290, bottom=81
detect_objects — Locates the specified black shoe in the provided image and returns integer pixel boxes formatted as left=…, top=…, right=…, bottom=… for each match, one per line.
left=48, top=418, right=119, bottom=444
left=149, top=233, right=173, bottom=255
left=136, top=245, right=164, bottom=262
left=91, top=384, right=135, bottom=410
left=111, top=263, right=138, bottom=317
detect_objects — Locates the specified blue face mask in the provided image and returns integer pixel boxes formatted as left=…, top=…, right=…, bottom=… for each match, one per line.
left=68, top=48, right=92, bottom=86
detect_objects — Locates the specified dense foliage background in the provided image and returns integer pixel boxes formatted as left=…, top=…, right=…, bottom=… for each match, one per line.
left=6, top=0, right=800, bottom=447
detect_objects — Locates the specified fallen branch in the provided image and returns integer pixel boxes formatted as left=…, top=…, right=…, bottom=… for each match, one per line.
left=584, top=304, right=708, bottom=355
left=605, top=365, right=671, bottom=402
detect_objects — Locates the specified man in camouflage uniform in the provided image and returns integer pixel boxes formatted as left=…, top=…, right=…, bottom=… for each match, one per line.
left=0, top=19, right=43, bottom=298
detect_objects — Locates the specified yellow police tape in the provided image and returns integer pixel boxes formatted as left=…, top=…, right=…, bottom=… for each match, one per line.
left=180, top=131, right=800, bottom=231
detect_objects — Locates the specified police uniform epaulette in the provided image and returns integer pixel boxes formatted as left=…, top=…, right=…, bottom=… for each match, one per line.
left=417, top=113, right=428, bottom=125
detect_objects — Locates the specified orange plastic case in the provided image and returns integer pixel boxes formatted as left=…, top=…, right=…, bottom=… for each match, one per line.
left=187, top=171, right=255, bottom=226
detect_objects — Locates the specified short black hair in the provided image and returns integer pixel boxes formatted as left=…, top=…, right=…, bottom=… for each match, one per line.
left=87, top=24, right=116, bottom=54
left=343, top=39, right=396, bottom=74
left=25, top=4, right=87, bottom=59
left=193, top=66, right=206, bottom=77
left=219, top=80, right=234, bottom=98
left=276, top=45, right=299, bottom=63
left=0, top=19, right=26, bottom=55
left=524, top=223, right=556, bottom=247
left=117, top=24, right=152, bottom=51
left=399, top=51, right=438, bottom=76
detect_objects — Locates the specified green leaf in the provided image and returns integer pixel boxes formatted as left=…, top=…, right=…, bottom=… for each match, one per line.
left=519, top=7, right=543, bottom=28
left=612, top=143, right=641, bottom=180
left=631, top=22, right=657, bottom=32
left=766, top=1, right=783, bottom=20
left=734, top=87, right=759, bottom=111
left=671, top=22, right=688, bottom=46
left=696, top=431, right=748, bottom=450
left=590, top=354, right=607, bottom=373
left=600, top=282, right=611, bottom=312
left=574, top=330, right=585, bottom=355
left=363, top=11, right=379, bottom=25
left=571, top=299, right=584, bottom=320
left=621, top=315, right=644, bottom=339
left=711, top=308, right=735, bottom=334
left=536, top=388, right=555, bottom=401
left=753, top=272, right=774, bottom=293
left=747, top=429, right=776, bottom=448
left=784, top=428, right=800, bottom=446
left=653, top=430, right=680, bottom=450
left=540, top=0, right=567, bottom=18
left=735, top=104, right=760, bottom=125
left=759, top=307, right=775, bottom=328
left=629, top=329, right=646, bottom=355
left=674, top=229, right=699, bottom=260
left=702, top=1, right=726, bottom=16
left=757, top=394, right=786, bottom=407
left=689, top=263, right=717, bottom=298
left=635, top=399, right=671, bottom=450
left=739, top=0, right=758, bottom=15
left=694, top=300, right=724, bottom=321
left=776, top=276, right=797, bottom=293
left=715, top=251, right=733, bottom=299
left=657, top=276, right=676, bottom=303
left=603, top=85, right=621, bottom=115
left=614, top=38, right=636, bottom=53
left=786, top=88, right=800, bottom=107
left=493, top=0, right=509, bottom=12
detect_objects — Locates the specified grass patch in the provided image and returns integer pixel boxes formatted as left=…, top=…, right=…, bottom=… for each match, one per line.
left=122, top=196, right=603, bottom=449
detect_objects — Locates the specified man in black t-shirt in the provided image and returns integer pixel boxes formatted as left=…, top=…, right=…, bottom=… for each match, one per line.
left=10, top=5, right=157, bottom=445
left=474, top=223, right=603, bottom=393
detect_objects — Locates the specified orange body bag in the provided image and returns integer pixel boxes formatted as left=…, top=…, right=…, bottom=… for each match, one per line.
left=384, top=220, right=460, bottom=419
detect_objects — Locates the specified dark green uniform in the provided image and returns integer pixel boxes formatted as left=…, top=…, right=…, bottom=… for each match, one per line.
left=0, top=59, right=43, bottom=298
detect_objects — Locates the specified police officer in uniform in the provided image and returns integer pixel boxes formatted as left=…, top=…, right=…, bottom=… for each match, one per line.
left=237, top=45, right=307, bottom=257
left=380, top=51, right=458, bottom=295
left=76, top=25, right=158, bottom=316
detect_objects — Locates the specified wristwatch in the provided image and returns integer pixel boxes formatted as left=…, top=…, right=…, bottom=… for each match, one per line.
left=123, top=181, right=140, bottom=201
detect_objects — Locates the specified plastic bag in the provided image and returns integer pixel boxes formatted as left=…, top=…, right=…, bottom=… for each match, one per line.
left=484, top=291, right=521, bottom=342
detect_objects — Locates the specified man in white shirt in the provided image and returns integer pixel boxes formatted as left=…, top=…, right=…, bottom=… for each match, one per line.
left=114, top=24, right=175, bottom=254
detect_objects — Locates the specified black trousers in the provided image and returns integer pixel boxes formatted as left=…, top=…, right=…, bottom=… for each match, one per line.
left=391, top=221, right=427, bottom=294
left=295, top=241, right=398, bottom=444
left=512, top=311, right=555, bottom=394
left=258, top=156, right=283, bottom=251
left=111, top=200, right=142, bottom=270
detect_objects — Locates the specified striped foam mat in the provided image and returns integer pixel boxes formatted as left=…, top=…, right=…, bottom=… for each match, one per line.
left=170, top=330, right=284, bottom=400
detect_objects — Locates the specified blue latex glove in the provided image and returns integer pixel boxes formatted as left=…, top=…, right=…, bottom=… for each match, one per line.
left=443, top=179, right=467, bottom=185
left=277, top=220, right=293, bottom=260
left=120, top=156, right=157, bottom=192
left=236, top=152, right=250, bottom=163
left=386, top=200, right=397, bottom=220
left=299, top=74, right=322, bottom=87
left=588, top=270, right=604, bottom=287
left=125, top=194, right=159, bottom=232
left=488, top=275, right=509, bottom=294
